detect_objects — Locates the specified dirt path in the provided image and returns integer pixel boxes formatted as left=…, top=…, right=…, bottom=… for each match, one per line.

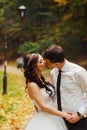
left=0, top=65, right=23, bottom=75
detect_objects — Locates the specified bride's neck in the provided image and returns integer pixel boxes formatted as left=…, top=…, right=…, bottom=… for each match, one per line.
left=37, top=71, right=42, bottom=79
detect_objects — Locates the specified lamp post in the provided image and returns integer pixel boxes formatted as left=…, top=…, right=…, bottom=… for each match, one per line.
left=0, top=2, right=8, bottom=94
left=3, top=36, right=8, bottom=94
left=18, top=5, right=26, bottom=21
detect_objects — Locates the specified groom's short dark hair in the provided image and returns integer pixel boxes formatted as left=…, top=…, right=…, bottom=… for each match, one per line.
left=42, top=45, right=64, bottom=63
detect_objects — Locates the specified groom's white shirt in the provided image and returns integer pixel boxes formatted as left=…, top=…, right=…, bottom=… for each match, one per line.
left=50, top=59, right=87, bottom=118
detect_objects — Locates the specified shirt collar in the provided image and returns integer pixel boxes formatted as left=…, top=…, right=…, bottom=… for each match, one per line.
left=52, top=59, right=70, bottom=73
left=61, top=59, right=70, bottom=72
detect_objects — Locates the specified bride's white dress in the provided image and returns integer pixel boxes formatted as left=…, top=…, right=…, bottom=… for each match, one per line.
left=25, top=88, right=68, bottom=130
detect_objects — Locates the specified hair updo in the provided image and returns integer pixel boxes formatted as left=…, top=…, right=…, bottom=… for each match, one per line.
left=23, top=53, right=55, bottom=97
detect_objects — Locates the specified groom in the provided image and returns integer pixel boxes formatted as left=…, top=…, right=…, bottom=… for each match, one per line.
left=42, top=45, right=87, bottom=130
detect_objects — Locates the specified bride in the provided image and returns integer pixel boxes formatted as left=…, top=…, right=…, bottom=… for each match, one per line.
left=22, top=53, right=70, bottom=130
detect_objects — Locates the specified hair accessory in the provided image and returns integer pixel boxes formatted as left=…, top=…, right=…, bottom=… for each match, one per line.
left=27, top=53, right=35, bottom=65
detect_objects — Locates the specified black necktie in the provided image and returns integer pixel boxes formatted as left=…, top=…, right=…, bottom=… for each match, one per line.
left=57, top=70, right=62, bottom=111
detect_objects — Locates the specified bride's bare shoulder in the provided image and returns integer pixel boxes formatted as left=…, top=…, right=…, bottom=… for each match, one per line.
left=28, top=82, right=40, bottom=91
left=27, top=82, right=41, bottom=99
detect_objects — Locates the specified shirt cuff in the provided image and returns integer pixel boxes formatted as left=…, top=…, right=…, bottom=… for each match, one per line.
left=78, top=107, right=87, bottom=118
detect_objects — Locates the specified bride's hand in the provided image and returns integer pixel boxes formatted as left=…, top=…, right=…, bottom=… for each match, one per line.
left=62, top=112, right=72, bottom=119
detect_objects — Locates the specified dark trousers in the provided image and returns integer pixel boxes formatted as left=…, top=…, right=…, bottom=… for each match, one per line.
left=64, top=118, right=87, bottom=130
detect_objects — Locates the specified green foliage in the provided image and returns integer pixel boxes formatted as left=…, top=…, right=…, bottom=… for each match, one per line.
left=18, top=41, right=40, bottom=55
left=0, top=0, right=87, bottom=59
left=18, top=36, right=56, bottom=55
left=38, top=37, right=54, bottom=54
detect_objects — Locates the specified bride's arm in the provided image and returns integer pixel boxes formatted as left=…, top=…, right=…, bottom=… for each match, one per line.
left=28, top=82, right=70, bottom=119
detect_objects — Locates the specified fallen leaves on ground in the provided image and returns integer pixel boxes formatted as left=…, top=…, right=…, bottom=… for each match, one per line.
left=0, top=94, right=35, bottom=130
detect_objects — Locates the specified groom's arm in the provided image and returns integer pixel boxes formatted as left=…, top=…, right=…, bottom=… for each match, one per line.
left=67, top=70, right=87, bottom=123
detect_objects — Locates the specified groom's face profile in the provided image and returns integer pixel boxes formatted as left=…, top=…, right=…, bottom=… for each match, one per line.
left=44, top=59, right=55, bottom=69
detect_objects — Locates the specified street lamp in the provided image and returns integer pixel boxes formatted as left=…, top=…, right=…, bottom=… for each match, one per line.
left=3, top=36, right=8, bottom=94
left=18, top=5, right=26, bottom=21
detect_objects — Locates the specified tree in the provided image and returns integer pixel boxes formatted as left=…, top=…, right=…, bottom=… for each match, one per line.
left=0, top=0, right=87, bottom=60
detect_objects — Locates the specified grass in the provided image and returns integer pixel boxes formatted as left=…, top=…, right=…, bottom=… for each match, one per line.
left=0, top=71, right=25, bottom=126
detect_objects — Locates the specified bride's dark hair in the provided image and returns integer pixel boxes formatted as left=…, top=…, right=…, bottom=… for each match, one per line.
left=23, top=53, right=55, bottom=97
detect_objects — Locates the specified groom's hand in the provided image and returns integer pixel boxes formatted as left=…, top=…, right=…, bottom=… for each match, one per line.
left=66, top=112, right=82, bottom=124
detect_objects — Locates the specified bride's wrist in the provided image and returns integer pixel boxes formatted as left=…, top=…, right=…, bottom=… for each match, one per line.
left=62, top=112, right=67, bottom=118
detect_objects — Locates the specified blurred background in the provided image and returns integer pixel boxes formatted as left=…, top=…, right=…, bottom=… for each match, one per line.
left=0, top=0, right=87, bottom=129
